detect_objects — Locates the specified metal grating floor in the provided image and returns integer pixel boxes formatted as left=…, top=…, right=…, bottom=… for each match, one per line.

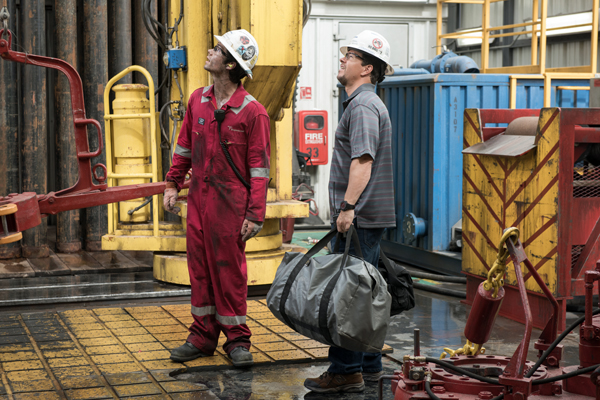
left=0, top=300, right=393, bottom=399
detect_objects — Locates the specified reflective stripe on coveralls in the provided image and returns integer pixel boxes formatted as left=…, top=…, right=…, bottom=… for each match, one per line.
left=174, top=144, right=191, bottom=158
left=191, top=305, right=247, bottom=325
left=165, top=84, right=270, bottom=355
left=250, top=168, right=269, bottom=178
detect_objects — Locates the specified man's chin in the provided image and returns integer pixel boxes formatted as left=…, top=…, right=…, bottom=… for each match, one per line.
left=337, top=74, right=347, bottom=86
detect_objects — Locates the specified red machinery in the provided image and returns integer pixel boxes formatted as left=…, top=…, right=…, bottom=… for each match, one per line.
left=0, top=29, right=185, bottom=244
left=385, top=228, right=600, bottom=400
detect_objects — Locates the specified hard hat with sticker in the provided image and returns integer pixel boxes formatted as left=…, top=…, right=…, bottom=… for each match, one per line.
left=340, top=30, right=394, bottom=75
left=215, top=29, right=260, bottom=79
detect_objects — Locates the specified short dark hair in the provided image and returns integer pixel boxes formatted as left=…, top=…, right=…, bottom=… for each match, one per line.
left=358, top=50, right=387, bottom=84
left=224, top=52, right=248, bottom=84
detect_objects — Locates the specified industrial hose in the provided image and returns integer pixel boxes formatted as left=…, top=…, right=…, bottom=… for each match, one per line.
left=424, top=357, right=500, bottom=385
left=413, top=282, right=466, bottom=299
left=422, top=308, right=600, bottom=400
left=409, top=270, right=466, bottom=284
left=526, top=307, right=600, bottom=377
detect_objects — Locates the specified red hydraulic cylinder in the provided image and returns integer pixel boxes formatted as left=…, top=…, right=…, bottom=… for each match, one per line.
left=464, top=282, right=505, bottom=345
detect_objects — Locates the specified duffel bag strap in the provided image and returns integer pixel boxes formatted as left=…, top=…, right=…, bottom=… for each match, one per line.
left=379, top=249, right=404, bottom=287
left=333, top=224, right=364, bottom=260
left=318, top=225, right=361, bottom=345
left=279, top=228, right=338, bottom=329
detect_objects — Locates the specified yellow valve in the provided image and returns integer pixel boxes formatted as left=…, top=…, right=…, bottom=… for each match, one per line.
left=440, top=340, right=485, bottom=359
left=483, top=227, right=520, bottom=298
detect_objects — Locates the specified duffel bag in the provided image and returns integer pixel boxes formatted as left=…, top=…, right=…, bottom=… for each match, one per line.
left=378, top=250, right=415, bottom=316
left=266, top=225, right=391, bottom=353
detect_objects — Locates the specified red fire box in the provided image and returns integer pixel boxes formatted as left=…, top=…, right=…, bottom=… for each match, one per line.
left=294, top=110, right=328, bottom=165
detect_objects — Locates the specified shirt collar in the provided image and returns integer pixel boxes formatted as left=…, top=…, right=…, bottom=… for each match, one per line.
left=202, top=83, right=248, bottom=109
left=342, top=83, right=376, bottom=110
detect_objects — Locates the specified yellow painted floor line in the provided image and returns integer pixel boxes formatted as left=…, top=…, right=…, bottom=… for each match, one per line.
left=0, top=301, right=394, bottom=398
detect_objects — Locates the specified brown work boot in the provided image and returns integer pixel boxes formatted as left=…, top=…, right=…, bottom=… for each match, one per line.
left=303, top=371, right=365, bottom=393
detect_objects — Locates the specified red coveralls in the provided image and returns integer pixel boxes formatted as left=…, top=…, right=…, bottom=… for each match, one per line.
left=166, top=84, right=270, bottom=354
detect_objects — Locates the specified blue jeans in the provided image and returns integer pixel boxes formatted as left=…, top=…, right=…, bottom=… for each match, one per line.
left=327, top=223, right=385, bottom=375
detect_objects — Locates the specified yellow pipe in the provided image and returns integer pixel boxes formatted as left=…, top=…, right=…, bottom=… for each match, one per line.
left=107, top=173, right=155, bottom=179
left=509, top=76, right=516, bottom=109
left=556, top=86, right=590, bottom=91
left=481, top=0, right=490, bottom=72
left=439, top=33, right=482, bottom=39
left=592, top=0, right=599, bottom=74
left=543, top=74, right=551, bottom=107
left=436, top=0, right=443, bottom=54
left=539, top=0, right=547, bottom=73
left=487, top=20, right=540, bottom=32
left=531, top=0, right=538, bottom=66
left=489, top=30, right=534, bottom=39
left=104, top=113, right=154, bottom=120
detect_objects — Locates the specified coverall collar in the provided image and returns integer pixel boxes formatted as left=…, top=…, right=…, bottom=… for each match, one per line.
left=342, top=83, right=375, bottom=110
left=202, top=83, right=249, bottom=109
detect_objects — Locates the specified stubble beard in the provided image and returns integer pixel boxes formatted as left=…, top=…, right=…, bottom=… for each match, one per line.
left=337, top=71, right=347, bottom=86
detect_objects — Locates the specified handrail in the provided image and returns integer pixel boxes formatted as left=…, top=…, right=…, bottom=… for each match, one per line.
left=103, top=66, right=160, bottom=237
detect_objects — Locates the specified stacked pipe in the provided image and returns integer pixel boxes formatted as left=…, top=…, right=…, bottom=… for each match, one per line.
left=0, top=1, right=165, bottom=258
left=0, top=0, right=19, bottom=258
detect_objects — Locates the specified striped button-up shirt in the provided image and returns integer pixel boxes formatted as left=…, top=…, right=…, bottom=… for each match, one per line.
left=329, top=83, right=396, bottom=228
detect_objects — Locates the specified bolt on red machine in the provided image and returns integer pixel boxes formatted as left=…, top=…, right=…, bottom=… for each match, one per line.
left=384, top=227, right=600, bottom=400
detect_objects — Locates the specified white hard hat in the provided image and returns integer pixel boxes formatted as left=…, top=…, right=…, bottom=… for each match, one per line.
left=215, top=29, right=259, bottom=79
left=340, top=30, right=394, bottom=76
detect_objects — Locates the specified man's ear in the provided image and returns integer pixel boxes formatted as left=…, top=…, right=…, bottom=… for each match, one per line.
left=360, top=64, right=373, bottom=78
left=226, top=62, right=236, bottom=70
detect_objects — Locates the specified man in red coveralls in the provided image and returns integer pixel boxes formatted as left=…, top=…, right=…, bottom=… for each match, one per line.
left=163, top=29, right=270, bottom=368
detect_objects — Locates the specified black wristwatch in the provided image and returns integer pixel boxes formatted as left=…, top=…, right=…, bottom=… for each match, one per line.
left=340, top=200, right=356, bottom=212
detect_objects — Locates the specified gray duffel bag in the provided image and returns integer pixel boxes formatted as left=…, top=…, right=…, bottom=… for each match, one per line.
left=266, top=226, right=391, bottom=353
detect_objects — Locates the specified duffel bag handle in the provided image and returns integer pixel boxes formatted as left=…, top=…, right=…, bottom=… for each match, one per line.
left=334, top=225, right=364, bottom=261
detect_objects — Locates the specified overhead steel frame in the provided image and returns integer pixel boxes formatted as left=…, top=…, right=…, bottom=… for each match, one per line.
left=436, top=0, right=599, bottom=107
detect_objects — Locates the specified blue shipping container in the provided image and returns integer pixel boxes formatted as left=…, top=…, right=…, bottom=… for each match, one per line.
left=339, top=74, right=590, bottom=253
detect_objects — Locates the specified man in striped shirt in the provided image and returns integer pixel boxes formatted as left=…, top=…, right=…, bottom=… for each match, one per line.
left=304, top=30, right=396, bottom=393
left=163, top=30, right=270, bottom=368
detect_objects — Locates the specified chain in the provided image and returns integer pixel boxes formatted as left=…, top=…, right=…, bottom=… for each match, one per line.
left=483, top=227, right=520, bottom=298
left=440, top=340, right=485, bottom=359
left=0, top=7, right=9, bottom=39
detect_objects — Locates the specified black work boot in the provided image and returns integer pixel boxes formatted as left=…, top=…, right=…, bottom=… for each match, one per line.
left=170, top=342, right=208, bottom=362
left=229, top=346, right=253, bottom=367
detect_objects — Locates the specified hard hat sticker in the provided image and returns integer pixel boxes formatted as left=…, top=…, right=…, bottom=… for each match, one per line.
left=242, top=46, right=255, bottom=61
left=372, top=38, right=383, bottom=49
left=240, top=36, right=250, bottom=45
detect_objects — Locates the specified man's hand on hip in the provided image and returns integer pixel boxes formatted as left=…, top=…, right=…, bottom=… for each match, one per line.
left=241, top=219, right=263, bottom=241
left=336, top=210, right=354, bottom=233
left=163, top=187, right=181, bottom=214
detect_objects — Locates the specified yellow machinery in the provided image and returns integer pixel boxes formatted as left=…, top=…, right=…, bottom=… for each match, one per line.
left=102, top=1, right=309, bottom=286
